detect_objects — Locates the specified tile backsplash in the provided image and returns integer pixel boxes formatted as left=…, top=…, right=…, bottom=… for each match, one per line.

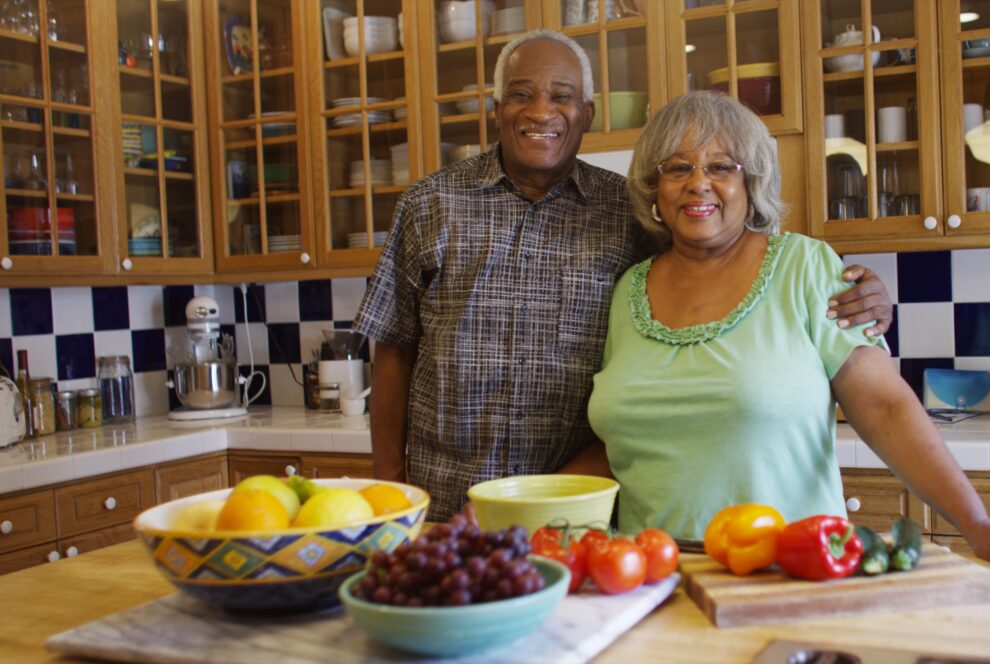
left=0, top=247, right=988, bottom=417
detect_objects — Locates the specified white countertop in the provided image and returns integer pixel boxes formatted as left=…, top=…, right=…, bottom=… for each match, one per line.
left=0, top=407, right=371, bottom=494
left=1, top=409, right=987, bottom=495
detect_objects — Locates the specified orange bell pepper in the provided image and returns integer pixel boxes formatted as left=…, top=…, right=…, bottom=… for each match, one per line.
left=703, top=504, right=785, bottom=575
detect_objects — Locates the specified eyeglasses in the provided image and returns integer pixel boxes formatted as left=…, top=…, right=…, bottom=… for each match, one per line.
left=657, top=160, right=744, bottom=182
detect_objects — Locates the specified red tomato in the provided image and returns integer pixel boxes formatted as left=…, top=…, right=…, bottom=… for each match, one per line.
left=587, top=537, right=647, bottom=595
left=531, top=528, right=587, bottom=593
left=635, top=528, right=679, bottom=583
left=579, top=528, right=611, bottom=552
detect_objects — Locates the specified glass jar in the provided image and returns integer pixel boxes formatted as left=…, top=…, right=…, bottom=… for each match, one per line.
left=56, top=390, right=77, bottom=431
left=29, top=377, right=55, bottom=435
left=77, top=388, right=102, bottom=428
left=97, top=356, right=135, bottom=424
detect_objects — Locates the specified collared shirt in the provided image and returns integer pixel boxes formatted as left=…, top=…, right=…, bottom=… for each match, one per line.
left=354, top=147, right=650, bottom=520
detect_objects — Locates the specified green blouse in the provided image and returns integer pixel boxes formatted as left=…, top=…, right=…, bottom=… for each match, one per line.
left=587, top=233, right=887, bottom=540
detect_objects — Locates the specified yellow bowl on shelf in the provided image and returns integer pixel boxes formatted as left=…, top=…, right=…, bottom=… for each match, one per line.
left=132, top=478, right=429, bottom=612
left=589, top=91, right=648, bottom=132
left=467, top=474, right=619, bottom=534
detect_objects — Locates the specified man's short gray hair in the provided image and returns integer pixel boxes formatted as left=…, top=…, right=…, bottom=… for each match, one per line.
left=493, top=29, right=594, bottom=103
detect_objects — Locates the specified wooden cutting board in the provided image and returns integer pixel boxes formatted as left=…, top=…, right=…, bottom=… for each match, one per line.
left=682, top=543, right=990, bottom=628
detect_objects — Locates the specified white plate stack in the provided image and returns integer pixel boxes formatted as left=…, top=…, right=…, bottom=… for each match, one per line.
left=456, top=83, right=495, bottom=115
left=391, top=143, right=409, bottom=185
left=349, top=159, right=392, bottom=187
left=343, top=16, right=398, bottom=57
left=268, top=234, right=301, bottom=252
left=346, top=231, right=388, bottom=248
left=331, top=97, right=391, bottom=128
left=492, top=7, right=525, bottom=35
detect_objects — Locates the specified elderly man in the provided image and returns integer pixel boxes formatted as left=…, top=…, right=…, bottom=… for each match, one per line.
left=354, top=29, right=892, bottom=521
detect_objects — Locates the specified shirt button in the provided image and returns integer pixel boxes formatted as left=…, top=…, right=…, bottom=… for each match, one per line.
left=520, top=302, right=528, bottom=313
left=513, top=412, right=523, bottom=421
left=517, top=357, right=526, bottom=366
left=523, top=251, right=532, bottom=260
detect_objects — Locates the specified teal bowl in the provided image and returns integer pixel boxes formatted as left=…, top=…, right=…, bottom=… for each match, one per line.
left=340, top=557, right=570, bottom=657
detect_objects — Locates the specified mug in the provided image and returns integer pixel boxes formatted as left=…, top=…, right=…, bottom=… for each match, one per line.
left=824, top=114, right=845, bottom=139
left=877, top=106, right=907, bottom=143
left=964, top=103, right=984, bottom=133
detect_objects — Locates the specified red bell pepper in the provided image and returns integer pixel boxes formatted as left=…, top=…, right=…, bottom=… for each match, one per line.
left=776, top=515, right=863, bottom=581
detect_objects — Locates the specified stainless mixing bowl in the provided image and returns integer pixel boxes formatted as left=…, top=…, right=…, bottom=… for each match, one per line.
left=173, top=362, right=239, bottom=409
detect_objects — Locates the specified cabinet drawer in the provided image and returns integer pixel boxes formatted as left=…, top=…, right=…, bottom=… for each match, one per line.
left=929, top=478, right=990, bottom=537
left=228, top=454, right=302, bottom=485
left=59, top=522, right=136, bottom=558
left=302, top=453, right=374, bottom=479
left=0, top=542, right=60, bottom=575
left=932, top=535, right=972, bottom=557
left=55, top=469, right=155, bottom=538
left=0, top=489, right=56, bottom=554
left=841, top=474, right=920, bottom=532
left=156, top=454, right=229, bottom=503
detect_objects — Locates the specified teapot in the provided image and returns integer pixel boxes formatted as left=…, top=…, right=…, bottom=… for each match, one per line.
left=0, top=376, right=27, bottom=448
left=825, top=24, right=882, bottom=72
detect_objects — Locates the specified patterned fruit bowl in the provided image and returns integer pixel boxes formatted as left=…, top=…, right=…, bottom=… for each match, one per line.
left=132, top=478, right=429, bottom=613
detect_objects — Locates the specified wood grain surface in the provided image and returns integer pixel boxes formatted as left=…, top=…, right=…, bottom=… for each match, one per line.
left=682, top=543, right=990, bottom=628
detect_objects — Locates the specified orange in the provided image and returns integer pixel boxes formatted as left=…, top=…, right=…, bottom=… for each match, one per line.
left=359, top=483, right=413, bottom=516
left=215, top=489, right=290, bottom=531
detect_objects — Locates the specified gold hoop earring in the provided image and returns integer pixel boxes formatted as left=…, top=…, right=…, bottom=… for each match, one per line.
left=650, top=203, right=664, bottom=223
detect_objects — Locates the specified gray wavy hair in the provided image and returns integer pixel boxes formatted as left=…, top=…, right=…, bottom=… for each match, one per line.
left=627, top=91, right=784, bottom=251
left=493, top=29, right=594, bottom=103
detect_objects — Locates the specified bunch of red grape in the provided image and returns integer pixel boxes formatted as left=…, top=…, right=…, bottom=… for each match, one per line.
left=354, top=515, right=546, bottom=607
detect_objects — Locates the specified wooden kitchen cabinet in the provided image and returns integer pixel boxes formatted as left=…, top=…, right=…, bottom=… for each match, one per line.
left=301, top=452, right=373, bottom=479
left=54, top=468, right=155, bottom=538
left=0, top=488, right=56, bottom=555
left=203, top=0, right=318, bottom=277
left=0, top=0, right=116, bottom=280
left=804, top=0, right=990, bottom=253
left=227, top=452, right=302, bottom=484
left=840, top=469, right=929, bottom=533
left=107, top=0, right=214, bottom=278
left=155, top=453, right=229, bottom=502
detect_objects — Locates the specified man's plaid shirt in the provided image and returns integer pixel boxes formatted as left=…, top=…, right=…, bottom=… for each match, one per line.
left=354, top=147, right=649, bottom=520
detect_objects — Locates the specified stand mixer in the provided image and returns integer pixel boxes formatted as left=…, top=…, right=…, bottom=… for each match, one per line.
left=319, top=330, right=366, bottom=411
left=167, top=296, right=254, bottom=421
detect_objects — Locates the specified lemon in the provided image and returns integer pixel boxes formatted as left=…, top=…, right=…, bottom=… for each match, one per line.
left=232, top=474, right=301, bottom=520
left=292, top=487, right=374, bottom=528
left=171, top=498, right=226, bottom=532
left=216, top=489, right=290, bottom=531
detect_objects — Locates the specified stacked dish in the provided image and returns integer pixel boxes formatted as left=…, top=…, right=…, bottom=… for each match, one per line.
left=492, top=7, right=525, bottom=35
left=122, top=124, right=143, bottom=167
left=391, top=143, right=410, bottom=184
left=8, top=207, right=75, bottom=256
left=330, top=97, right=391, bottom=128
left=438, top=0, right=495, bottom=43
left=343, top=16, right=397, bottom=56
left=253, top=111, right=295, bottom=138
left=269, top=234, right=301, bottom=252
left=457, top=83, right=495, bottom=114
left=128, top=237, right=164, bottom=257
left=349, top=159, right=391, bottom=187
left=346, top=231, right=388, bottom=248
left=450, top=144, right=487, bottom=162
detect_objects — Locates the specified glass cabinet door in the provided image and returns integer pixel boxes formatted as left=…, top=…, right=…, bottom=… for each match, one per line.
left=805, top=0, right=940, bottom=246
left=0, top=0, right=107, bottom=276
left=554, top=0, right=659, bottom=151
left=665, top=0, right=801, bottom=135
left=206, top=0, right=314, bottom=273
left=114, top=0, right=212, bottom=275
left=311, top=0, right=421, bottom=265
left=939, top=0, right=990, bottom=238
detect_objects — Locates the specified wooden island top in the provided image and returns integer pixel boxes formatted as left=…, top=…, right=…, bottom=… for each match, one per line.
left=1, top=540, right=989, bottom=664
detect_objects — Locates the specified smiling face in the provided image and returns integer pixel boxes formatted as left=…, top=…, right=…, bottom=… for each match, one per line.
left=495, top=39, right=594, bottom=200
left=655, top=133, right=750, bottom=253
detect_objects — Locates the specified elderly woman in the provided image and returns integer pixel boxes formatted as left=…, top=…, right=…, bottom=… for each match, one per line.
left=568, top=91, right=990, bottom=560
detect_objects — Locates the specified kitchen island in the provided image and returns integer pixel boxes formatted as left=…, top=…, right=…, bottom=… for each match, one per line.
left=1, top=540, right=988, bottom=664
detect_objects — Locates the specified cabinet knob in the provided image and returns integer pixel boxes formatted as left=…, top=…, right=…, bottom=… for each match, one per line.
left=103, top=496, right=117, bottom=511
left=47, top=550, right=61, bottom=563
left=65, top=546, right=79, bottom=557
left=923, top=216, right=938, bottom=230
left=300, top=252, right=311, bottom=264
left=845, top=497, right=861, bottom=512
left=122, top=258, right=133, bottom=270
left=947, top=214, right=962, bottom=229
left=285, top=464, right=297, bottom=476
left=0, top=519, right=12, bottom=535
left=0, top=257, right=11, bottom=270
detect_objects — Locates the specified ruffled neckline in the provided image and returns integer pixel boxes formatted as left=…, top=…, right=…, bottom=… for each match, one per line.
left=629, top=233, right=787, bottom=345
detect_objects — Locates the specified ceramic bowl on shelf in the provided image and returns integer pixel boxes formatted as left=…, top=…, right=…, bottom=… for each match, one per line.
left=467, top=474, right=619, bottom=534
left=588, top=91, right=648, bottom=132
left=342, top=16, right=398, bottom=56
left=707, top=62, right=781, bottom=116
left=340, top=556, right=569, bottom=657
left=132, top=478, right=429, bottom=613
left=438, top=0, right=495, bottom=43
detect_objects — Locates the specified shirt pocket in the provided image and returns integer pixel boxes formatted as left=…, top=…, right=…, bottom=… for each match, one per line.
left=558, top=268, right=616, bottom=367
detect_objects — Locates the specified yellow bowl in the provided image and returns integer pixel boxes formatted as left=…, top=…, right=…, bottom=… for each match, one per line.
left=467, top=474, right=619, bottom=534
left=589, top=91, right=648, bottom=132
left=133, top=478, right=429, bottom=612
